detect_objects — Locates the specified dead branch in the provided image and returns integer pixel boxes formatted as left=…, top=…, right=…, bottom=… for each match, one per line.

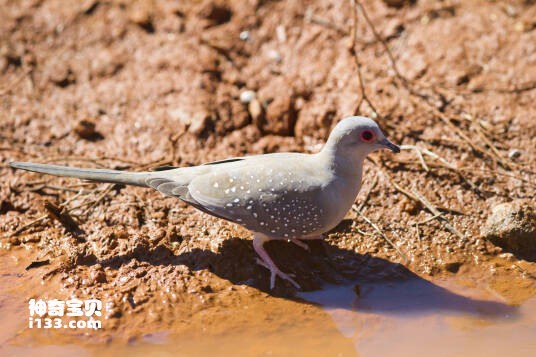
left=354, top=1, right=407, bottom=86
left=5, top=214, right=49, bottom=238
left=44, top=200, right=83, bottom=236
left=354, top=172, right=379, bottom=212
left=354, top=0, right=522, bottom=175
left=304, top=9, right=349, bottom=36
left=401, top=145, right=429, bottom=171
left=348, top=0, right=379, bottom=117
left=0, top=68, right=32, bottom=96
left=409, top=188, right=465, bottom=240
left=400, top=144, right=479, bottom=191
left=471, top=119, right=514, bottom=170
left=352, top=204, right=409, bottom=264
left=4, top=184, right=112, bottom=238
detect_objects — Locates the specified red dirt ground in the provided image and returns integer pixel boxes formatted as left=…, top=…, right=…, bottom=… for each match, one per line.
left=1, top=0, right=535, bottom=346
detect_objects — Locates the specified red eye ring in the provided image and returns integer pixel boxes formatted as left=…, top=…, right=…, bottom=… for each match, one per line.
left=360, top=130, right=375, bottom=143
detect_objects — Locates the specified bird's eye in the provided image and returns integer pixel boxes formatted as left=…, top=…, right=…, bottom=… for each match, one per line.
left=360, top=130, right=375, bottom=143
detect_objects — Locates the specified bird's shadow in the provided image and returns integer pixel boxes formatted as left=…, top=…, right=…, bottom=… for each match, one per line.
left=80, top=236, right=518, bottom=319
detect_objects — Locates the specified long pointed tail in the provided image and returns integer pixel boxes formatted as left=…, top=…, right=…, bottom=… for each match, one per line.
left=9, top=162, right=149, bottom=187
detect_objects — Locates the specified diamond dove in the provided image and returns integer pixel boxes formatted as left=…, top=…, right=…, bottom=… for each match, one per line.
left=10, top=116, right=400, bottom=289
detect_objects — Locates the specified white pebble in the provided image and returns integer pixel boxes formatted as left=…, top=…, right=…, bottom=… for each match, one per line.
left=508, top=149, right=521, bottom=159
left=267, top=49, right=282, bottom=63
left=240, top=90, right=256, bottom=104
left=239, top=31, right=250, bottom=41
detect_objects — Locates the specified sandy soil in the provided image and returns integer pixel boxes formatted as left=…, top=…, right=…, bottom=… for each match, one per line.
left=1, top=0, right=535, bottom=351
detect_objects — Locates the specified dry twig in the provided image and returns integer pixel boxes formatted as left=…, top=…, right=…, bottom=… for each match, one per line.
left=348, top=0, right=379, bottom=117
left=44, top=201, right=83, bottom=236
left=401, top=145, right=429, bottom=172
left=354, top=1, right=407, bottom=86
left=353, top=1, right=520, bottom=174
left=5, top=214, right=49, bottom=238
left=0, top=69, right=32, bottom=96
left=400, top=144, right=479, bottom=192
left=304, top=9, right=349, bottom=36
left=409, top=188, right=465, bottom=240
left=352, top=205, right=409, bottom=264
left=4, top=184, right=112, bottom=238
left=354, top=172, right=379, bottom=212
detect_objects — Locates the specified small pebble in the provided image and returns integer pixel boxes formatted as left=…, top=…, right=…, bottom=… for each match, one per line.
left=267, top=49, right=282, bottom=62
left=74, top=119, right=98, bottom=140
left=498, top=252, right=515, bottom=261
left=240, top=90, right=256, bottom=104
left=239, top=31, right=250, bottom=41
left=508, top=149, right=521, bottom=159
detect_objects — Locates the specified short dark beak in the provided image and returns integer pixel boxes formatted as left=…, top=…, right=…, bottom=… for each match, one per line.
left=380, top=138, right=400, bottom=153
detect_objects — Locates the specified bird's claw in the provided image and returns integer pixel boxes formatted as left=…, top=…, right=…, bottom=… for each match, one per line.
left=256, top=258, right=300, bottom=290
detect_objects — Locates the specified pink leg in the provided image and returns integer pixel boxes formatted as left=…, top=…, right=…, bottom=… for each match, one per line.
left=290, top=234, right=324, bottom=250
left=253, top=234, right=300, bottom=290
left=290, top=238, right=310, bottom=251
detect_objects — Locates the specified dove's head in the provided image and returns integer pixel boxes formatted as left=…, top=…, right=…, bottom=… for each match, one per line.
left=320, top=117, right=400, bottom=176
left=322, top=116, right=399, bottom=171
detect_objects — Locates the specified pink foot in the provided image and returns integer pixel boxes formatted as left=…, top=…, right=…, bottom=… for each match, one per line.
left=253, top=234, right=301, bottom=290
left=256, top=258, right=300, bottom=289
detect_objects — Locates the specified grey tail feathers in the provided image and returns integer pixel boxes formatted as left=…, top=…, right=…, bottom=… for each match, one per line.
left=9, top=162, right=149, bottom=187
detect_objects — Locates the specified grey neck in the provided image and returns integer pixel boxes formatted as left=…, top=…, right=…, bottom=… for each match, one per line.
left=317, top=144, right=367, bottom=178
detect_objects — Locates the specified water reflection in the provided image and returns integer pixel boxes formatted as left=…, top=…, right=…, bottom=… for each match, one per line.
left=300, top=278, right=517, bottom=318
left=300, top=278, right=535, bottom=357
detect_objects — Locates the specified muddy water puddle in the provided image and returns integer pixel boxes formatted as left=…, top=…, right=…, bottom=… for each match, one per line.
left=1, top=248, right=535, bottom=357
left=300, top=279, right=536, bottom=357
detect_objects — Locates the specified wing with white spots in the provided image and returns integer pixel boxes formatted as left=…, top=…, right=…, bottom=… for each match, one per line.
left=187, top=154, right=332, bottom=237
